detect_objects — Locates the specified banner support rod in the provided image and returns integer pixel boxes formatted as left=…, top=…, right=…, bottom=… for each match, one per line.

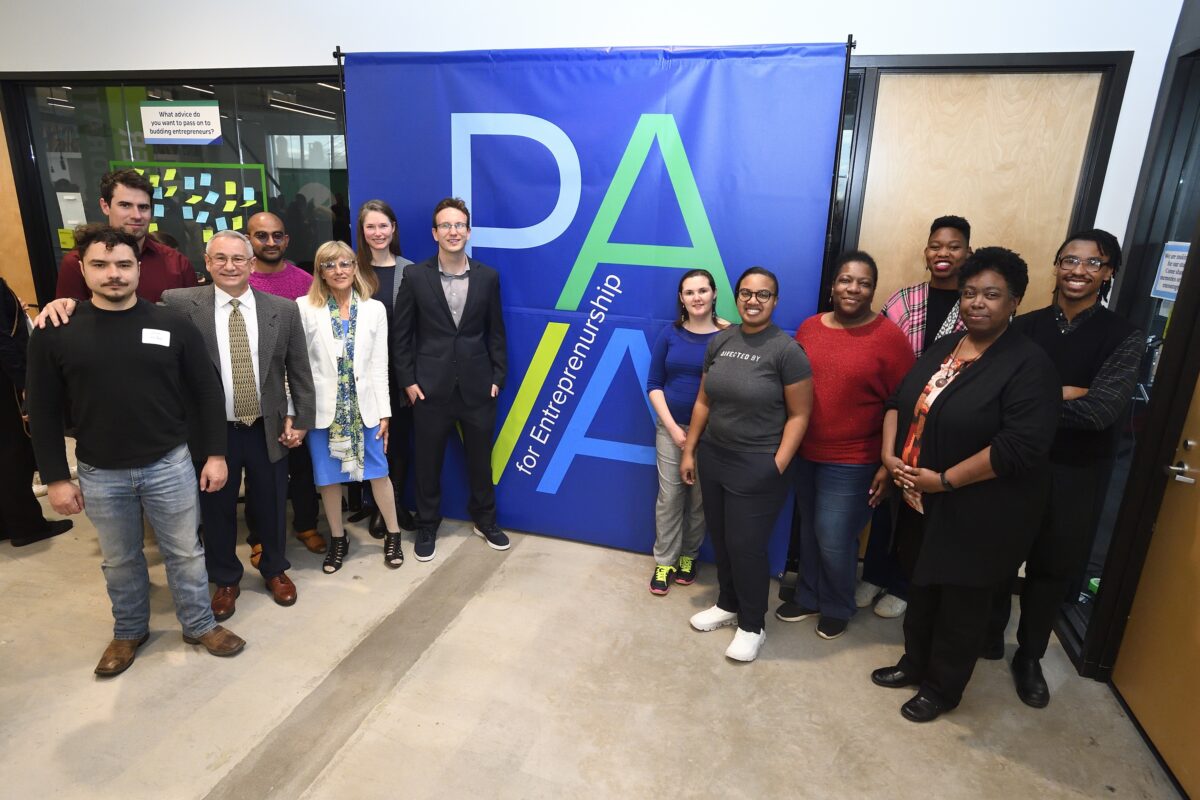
left=819, top=34, right=857, bottom=310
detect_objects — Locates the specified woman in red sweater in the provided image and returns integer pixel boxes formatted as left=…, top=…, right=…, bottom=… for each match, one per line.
left=775, top=251, right=915, bottom=639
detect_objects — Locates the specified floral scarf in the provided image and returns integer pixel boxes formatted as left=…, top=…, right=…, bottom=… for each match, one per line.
left=326, top=292, right=363, bottom=480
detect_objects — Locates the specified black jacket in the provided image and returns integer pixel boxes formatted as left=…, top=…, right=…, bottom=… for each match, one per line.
left=888, top=327, right=1061, bottom=586
left=392, top=257, right=507, bottom=407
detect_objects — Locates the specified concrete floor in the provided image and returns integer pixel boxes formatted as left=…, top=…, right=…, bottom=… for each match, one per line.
left=0, top=495, right=1180, bottom=800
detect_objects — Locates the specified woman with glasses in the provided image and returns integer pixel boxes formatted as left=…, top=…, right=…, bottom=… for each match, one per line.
left=870, top=247, right=1060, bottom=722
left=298, top=241, right=405, bottom=573
left=773, top=251, right=914, bottom=639
left=680, top=267, right=813, bottom=662
left=354, top=200, right=417, bottom=538
left=645, top=269, right=728, bottom=595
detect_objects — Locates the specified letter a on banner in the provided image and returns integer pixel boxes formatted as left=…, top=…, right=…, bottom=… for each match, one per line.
left=555, top=114, right=737, bottom=321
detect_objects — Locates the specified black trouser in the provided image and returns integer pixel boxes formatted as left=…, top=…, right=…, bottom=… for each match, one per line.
left=987, top=459, right=1110, bottom=659
left=413, top=386, right=496, bottom=531
left=899, top=581, right=998, bottom=708
left=860, top=498, right=909, bottom=600
left=246, top=445, right=318, bottom=544
left=198, top=420, right=290, bottom=585
left=0, top=381, right=47, bottom=537
left=697, top=440, right=790, bottom=634
left=384, top=405, right=413, bottom=510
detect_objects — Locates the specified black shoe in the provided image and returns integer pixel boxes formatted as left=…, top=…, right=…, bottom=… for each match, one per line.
left=383, top=532, right=404, bottom=568
left=396, top=506, right=416, bottom=533
left=347, top=507, right=372, bottom=524
left=816, top=616, right=848, bottom=640
left=1011, top=655, right=1050, bottom=708
left=414, top=528, right=437, bottom=562
left=11, top=519, right=73, bottom=547
left=775, top=602, right=819, bottom=623
left=368, top=510, right=386, bottom=540
left=980, top=639, right=1005, bottom=660
left=900, top=694, right=948, bottom=723
left=473, top=523, right=511, bottom=551
left=323, top=536, right=349, bottom=574
left=871, top=665, right=921, bottom=688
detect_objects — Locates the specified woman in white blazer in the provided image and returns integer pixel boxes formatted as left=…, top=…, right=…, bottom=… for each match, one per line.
left=298, top=240, right=405, bottom=573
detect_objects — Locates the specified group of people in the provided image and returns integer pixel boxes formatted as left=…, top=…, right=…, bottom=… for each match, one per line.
left=646, top=215, right=1142, bottom=722
left=20, top=169, right=510, bottom=677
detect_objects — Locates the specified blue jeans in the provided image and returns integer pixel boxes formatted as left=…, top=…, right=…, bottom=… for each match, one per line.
left=76, top=444, right=217, bottom=640
left=795, top=459, right=877, bottom=621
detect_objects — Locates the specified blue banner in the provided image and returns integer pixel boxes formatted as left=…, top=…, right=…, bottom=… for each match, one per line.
left=346, top=45, right=846, bottom=572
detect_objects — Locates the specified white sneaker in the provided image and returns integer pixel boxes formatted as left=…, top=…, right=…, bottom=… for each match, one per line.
left=690, top=605, right=738, bottom=632
left=874, top=594, right=908, bottom=618
left=855, top=580, right=884, bottom=608
left=724, top=628, right=766, bottom=662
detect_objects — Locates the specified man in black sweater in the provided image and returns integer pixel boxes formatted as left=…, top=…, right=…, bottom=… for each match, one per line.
left=27, top=225, right=246, bottom=677
left=988, top=228, right=1145, bottom=707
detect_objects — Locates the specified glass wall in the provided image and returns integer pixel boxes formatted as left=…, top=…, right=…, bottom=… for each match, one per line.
left=24, top=78, right=347, bottom=281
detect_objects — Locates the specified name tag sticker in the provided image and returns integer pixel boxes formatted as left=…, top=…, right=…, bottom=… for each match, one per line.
left=142, top=328, right=171, bottom=347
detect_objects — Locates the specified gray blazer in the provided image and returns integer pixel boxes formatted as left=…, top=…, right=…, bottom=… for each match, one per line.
left=161, top=285, right=316, bottom=463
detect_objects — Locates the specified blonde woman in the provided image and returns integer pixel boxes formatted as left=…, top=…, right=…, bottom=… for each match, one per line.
left=298, top=241, right=404, bottom=573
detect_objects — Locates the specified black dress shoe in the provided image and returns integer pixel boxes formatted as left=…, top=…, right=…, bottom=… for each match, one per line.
left=368, top=510, right=385, bottom=539
left=396, top=506, right=416, bottom=533
left=980, top=639, right=1005, bottom=661
left=1011, top=655, right=1050, bottom=708
left=871, top=665, right=921, bottom=688
left=901, top=694, right=947, bottom=723
left=11, top=519, right=73, bottom=547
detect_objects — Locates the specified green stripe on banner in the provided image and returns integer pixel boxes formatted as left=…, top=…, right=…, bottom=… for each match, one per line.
left=492, top=321, right=570, bottom=484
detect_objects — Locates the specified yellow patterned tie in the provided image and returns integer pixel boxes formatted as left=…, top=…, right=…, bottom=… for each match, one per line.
left=228, top=298, right=259, bottom=424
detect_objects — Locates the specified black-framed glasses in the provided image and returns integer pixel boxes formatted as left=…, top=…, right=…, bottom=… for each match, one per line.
left=1056, top=255, right=1109, bottom=273
left=737, top=288, right=775, bottom=302
left=435, top=222, right=469, bottom=232
left=320, top=259, right=355, bottom=273
left=252, top=231, right=287, bottom=242
left=209, top=255, right=252, bottom=267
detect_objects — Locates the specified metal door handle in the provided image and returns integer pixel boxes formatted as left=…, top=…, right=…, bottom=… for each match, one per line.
left=1167, top=462, right=1196, bottom=484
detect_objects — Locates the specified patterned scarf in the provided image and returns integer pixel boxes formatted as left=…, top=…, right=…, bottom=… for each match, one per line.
left=326, top=291, right=364, bottom=480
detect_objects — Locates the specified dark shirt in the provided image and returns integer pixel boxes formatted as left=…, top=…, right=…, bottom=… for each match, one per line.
left=0, top=277, right=29, bottom=391
left=26, top=300, right=226, bottom=483
left=1048, top=303, right=1145, bottom=431
left=923, top=287, right=959, bottom=352
left=646, top=325, right=720, bottom=426
left=56, top=236, right=198, bottom=303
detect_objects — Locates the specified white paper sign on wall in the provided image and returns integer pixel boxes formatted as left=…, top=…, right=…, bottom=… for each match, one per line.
left=1151, top=241, right=1190, bottom=302
left=140, top=101, right=223, bottom=145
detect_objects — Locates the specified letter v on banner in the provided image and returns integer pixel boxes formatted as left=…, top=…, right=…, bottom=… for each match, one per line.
left=554, top=114, right=737, bottom=321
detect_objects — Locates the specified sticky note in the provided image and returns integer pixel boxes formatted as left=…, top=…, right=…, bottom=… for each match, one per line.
left=241, top=200, right=257, bottom=208
left=224, top=181, right=236, bottom=195
left=135, top=168, right=145, bottom=175
left=184, top=176, right=195, bottom=190
left=196, top=211, right=209, bottom=224
left=233, top=215, right=243, bottom=230
left=200, top=173, right=212, bottom=187
left=215, top=217, right=228, bottom=231
left=153, top=204, right=164, bottom=218
left=153, top=187, right=163, bottom=200
left=203, top=229, right=214, bottom=243
left=243, top=187, right=255, bottom=202
left=149, top=174, right=160, bottom=187
left=57, top=228, right=74, bottom=249
left=182, top=206, right=193, bottom=220
left=205, top=191, right=219, bottom=204
left=223, top=199, right=236, bottom=213
left=165, top=185, right=177, bottom=198
left=149, top=222, right=159, bottom=233
left=164, top=168, right=176, bottom=181
left=187, top=195, right=201, bottom=205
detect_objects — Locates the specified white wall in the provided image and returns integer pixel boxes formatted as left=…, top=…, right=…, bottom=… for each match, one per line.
left=1, top=0, right=1185, bottom=242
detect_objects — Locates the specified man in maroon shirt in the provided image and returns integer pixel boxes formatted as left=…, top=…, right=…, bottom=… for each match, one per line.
left=55, top=169, right=197, bottom=303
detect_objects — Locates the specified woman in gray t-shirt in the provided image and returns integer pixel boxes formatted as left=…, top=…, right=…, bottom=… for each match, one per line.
left=680, top=267, right=813, bottom=663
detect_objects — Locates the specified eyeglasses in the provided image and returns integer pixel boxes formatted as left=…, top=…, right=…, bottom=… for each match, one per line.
left=737, top=288, right=776, bottom=302
left=252, top=231, right=286, bottom=242
left=209, top=255, right=251, bottom=266
left=320, top=260, right=355, bottom=273
left=1056, top=255, right=1109, bottom=273
left=435, top=222, right=469, bottom=232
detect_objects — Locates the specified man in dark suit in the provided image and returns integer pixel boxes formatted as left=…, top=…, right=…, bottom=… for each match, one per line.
left=393, top=197, right=508, bottom=562
left=161, top=230, right=316, bottom=620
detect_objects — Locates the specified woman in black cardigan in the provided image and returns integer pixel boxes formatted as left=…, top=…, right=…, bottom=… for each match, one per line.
left=870, top=247, right=1060, bottom=723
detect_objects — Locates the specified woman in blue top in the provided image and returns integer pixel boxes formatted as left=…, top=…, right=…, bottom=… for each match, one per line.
left=646, top=269, right=727, bottom=594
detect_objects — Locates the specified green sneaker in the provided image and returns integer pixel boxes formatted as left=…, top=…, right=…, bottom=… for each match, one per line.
left=675, top=556, right=699, bottom=585
left=649, top=564, right=676, bottom=595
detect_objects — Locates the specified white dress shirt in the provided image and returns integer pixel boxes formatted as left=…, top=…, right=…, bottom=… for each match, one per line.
left=214, top=286, right=262, bottom=422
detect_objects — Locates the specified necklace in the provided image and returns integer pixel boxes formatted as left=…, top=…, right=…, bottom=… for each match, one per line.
left=933, top=339, right=980, bottom=388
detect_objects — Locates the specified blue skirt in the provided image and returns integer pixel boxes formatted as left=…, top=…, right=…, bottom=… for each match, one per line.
left=308, top=425, right=389, bottom=486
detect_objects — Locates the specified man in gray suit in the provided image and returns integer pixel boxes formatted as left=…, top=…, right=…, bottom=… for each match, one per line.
left=161, top=230, right=315, bottom=621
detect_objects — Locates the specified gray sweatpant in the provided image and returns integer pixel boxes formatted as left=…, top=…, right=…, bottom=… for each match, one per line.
left=653, top=420, right=706, bottom=566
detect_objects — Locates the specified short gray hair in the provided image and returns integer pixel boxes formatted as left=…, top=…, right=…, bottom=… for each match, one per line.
left=205, top=229, right=253, bottom=256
